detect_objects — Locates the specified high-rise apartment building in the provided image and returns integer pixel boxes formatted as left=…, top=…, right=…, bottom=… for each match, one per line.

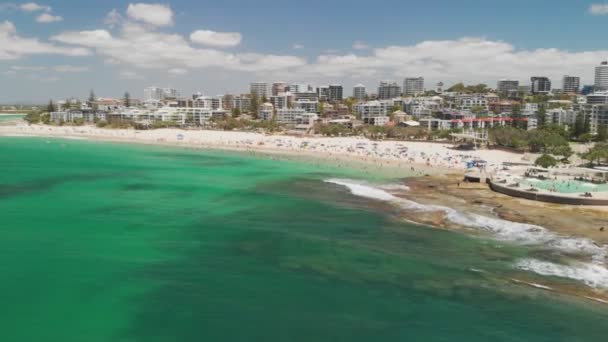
left=595, top=61, right=608, bottom=91
left=250, top=82, right=271, bottom=99
left=562, top=75, right=580, bottom=94
left=377, top=81, right=401, bottom=100
left=271, top=82, right=288, bottom=96
left=531, top=77, right=551, bottom=94
left=353, top=84, right=366, bottom=100
left=144, top=87, right=163, bottom=101
left=328, top=84, right=343, bottom=102
left=403, top=77, right=424, bottom=96
left=497, top=80, right=519, bottom=97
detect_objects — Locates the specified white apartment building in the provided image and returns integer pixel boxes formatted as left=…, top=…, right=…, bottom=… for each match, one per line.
left=232, top=95, right=252, bottom=113
left=354, top=100, right=390, bottom=122
left=276, top=108, right=308, bottom=124
left=457, top=95, right=489, bottom=111
left=259, top=103, right=274, bottom=121
left=250, top=82, right=271, bottom=99
left=353, top=84, right=366, bottom=101
left=270, top=93, right=292, bottom=110
left=144, top=87, right=163, bottom=101
left=595, top=61, right=608, bottom=91
left=294, top=99, right=319, bottom=113
left=403, top=77, right=424, bottom=96
left=546, top=108, right=577, bottom=127
left=522, top=103, right=539, bottom=117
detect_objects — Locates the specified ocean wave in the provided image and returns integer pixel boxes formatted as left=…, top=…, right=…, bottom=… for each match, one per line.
left=516, top=259, right=608, bottom=289
left=325, top=178, right=608, bottom=288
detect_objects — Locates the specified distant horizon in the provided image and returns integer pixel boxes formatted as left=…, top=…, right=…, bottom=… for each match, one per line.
left=3, top=1, right=608, bottom=103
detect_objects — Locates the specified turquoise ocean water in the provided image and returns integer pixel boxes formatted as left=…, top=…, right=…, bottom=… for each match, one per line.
left=1, top=137, right=607, bottom=341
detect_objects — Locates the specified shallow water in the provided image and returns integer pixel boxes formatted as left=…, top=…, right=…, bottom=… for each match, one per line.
left=1, top=137, right=607, bottom=341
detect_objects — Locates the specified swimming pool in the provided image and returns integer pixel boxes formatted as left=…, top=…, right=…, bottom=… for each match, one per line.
left=521, top=178, right=608, bottom=193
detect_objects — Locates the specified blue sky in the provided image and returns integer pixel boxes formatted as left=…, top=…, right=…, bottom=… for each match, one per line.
left=2, top=0, right=608, bottom=103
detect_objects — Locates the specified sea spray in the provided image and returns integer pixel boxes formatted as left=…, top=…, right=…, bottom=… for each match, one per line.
left=325, top=178, right=608, bottom=289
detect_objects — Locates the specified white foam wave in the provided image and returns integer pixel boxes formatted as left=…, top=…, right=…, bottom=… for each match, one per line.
left=326, top=178, right=608, bottom=288
left=516, top=259, right=608, bottom=289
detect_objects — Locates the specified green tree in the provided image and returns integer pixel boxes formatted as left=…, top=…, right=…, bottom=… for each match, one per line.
left=46, top=100, right=56, bottom=113
left=123, top=92, right=131, bottom=108
left=535, top=154, right=557, bottom=168
left=249, top=93, right=259, bottom=117
left=231, top=107, right=241, bottom=118
left=447, top=82, right=466, bottom=93
left=572, top=114, right=586, bottom=139
left=579, top=133, right=593, bottom=143
left=597, top=124, right=608, bottom=142
left=581, top=142, right=608, bottom=166
left=88, top=89, right=98, bottom=110
left=536, top=105, right=546, bottom=129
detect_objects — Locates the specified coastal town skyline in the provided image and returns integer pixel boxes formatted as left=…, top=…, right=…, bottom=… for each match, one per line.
left=4, top=1, right=608, bottom=103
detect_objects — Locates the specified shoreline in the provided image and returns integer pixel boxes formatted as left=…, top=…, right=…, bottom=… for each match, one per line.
left=0, top=123, right=528, bottom=175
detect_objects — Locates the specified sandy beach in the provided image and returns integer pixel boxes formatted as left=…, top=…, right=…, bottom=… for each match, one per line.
left=0, top=123, right=530, bottom=173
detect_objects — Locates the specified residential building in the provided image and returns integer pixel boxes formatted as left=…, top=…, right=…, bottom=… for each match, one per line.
left=595, top=61, right=608, bottom=91
left=562, top=75, right=580, bottom=94
left=250, top=82, right=271, bottom=99
left=276, top=108, right=307, bottom=124
left=354, top=100, right=390, bottom=123
left=258, top=102, right=274, bottom=121
left=531, top=77, right=551, bottom=94
left=587, top=91, right=608, bottom=104
left=546, top=108, right=577, bottom=127
left=456, top=94, right=488, bottom=111
left=377, top=81, right=401, bottom=100
left=353, top=84, right=366, bottom=100
left=144, top=87, right=163, bottom=101
left=293, top=91, right=318, bottom=101
left=270, top=93, right=292, bottom=110
left=328, top=84, right=343, bottom=102
left=272, top=82, right=288, bottom=96
left=294, top=99, right=319, bottom=113
left=162, top=88, right=179, bottom=99
left=403, top=77, right=424, bottom=96
left=317, top=86, right=330, bottom=101
left=496, top=80, right=519, bottom=97
left=232, top=95, right=252, bottom=113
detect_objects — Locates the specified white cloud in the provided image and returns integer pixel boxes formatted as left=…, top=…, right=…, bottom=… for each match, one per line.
left=168, top=68, right=187, bottom=75
left=0, top=21, right=90, bottom=60
left=292, top=37, right=606, bottom=86
left=589, top=4, right=608, bottom=15
left=190, top=30, right=242, bottom=48
left=20, top=2, right=50, bottom=12
left=353, top=41, right=369, bottom=50
left=126, top=3, right=173, bottom=27
left=51, top=22, right=305, bottom=72
left=119, top=70, right=145, bottom=80
left=292, top=43, right=304, bottom=49
left=104, top=9, right=123, bottom=28
left=10, top=65, right=46, bottom=71
left=53, top=65, right=89, bottom=72
left=36, top=13, right=63, bottom=23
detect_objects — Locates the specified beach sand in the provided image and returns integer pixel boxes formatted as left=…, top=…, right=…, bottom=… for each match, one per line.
left=0, top=123, right=528, bottom=172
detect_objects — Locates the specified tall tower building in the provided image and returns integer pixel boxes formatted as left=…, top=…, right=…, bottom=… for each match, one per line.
left=250, top=82, right=271, bottom=99
left=271, top=82, right=288, bottom=96
left=328, top=84, right=343, bottom=102
left=353, top=84, right=366, bottom=100
left=377, top=81, right=401, bottom=99
left=562, top=75, right=580, bottom=94
left=403, top=77, right=424, bottom=96
left=595, top=61, right=608, bottom=91
left=531, top=77, right=551, bottom=94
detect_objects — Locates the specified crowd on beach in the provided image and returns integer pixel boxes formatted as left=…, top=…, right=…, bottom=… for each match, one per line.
left=0, top=123, right=527, bottom=171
